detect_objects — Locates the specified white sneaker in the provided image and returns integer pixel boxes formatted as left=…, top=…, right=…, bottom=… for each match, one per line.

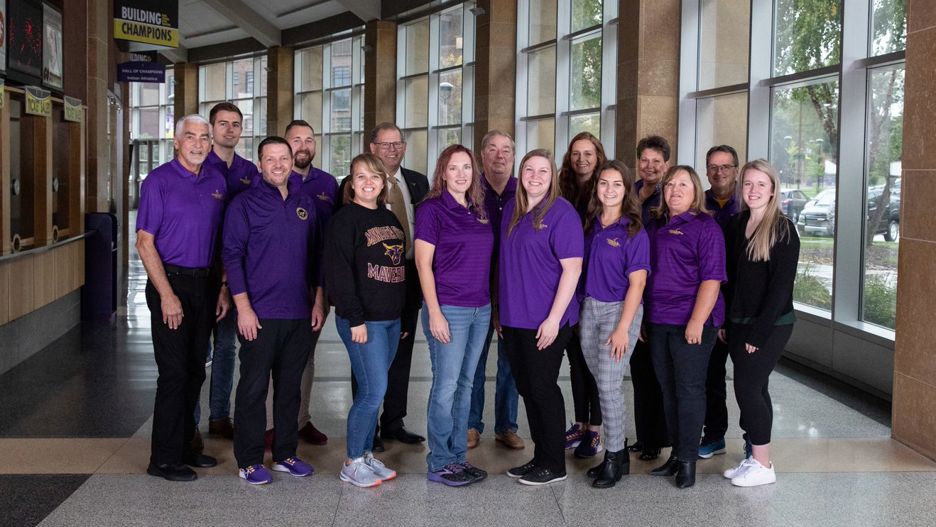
left=731, top=459, right=776, bottom=487
left=364, top=452, right=397, bottom=481
left=723, top=457, right=757, bottom=479
left=339, top=457, right=382, bottom=488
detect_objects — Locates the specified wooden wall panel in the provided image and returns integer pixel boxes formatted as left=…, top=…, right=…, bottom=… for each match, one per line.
left=7, top=257, right=36, bottom=320
left=1, top=240, right=86, bottom=325
left=0, top=262, right=9, bottom=325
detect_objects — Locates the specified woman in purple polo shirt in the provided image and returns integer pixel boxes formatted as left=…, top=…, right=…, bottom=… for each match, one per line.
left=721, top=160, right=799, bottom=488
left=645, top=165, right=726, bottom=489
left=557, top=132, right=608, bottom=458
left=499, top=149, right=584, bottom=486
left=415, top=144, right=494, bottom=487
left=578, top=160, right=650, bottom=488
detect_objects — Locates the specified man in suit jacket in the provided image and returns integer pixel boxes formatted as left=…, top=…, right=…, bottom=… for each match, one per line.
left=338, top=122, right=429, bottom=450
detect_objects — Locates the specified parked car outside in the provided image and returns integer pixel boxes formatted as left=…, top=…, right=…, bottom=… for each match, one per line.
left=796, top=185, right=900, bottom=241
left=779, top=188, right=810, bottom=222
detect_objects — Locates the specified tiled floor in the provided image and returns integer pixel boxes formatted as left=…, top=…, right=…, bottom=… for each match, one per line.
left=0, top=227, right=934, bottom=527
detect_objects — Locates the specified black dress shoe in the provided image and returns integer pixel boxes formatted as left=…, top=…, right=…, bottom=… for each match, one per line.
left=372, top=435, right=385, bottom=452
left=675, top=460, right=696, bottom=488
left=639, top=446, right=662, bottom=460
left=627, top=440, right=643, bottom=452
left=147, top=463, right=197, bottom=482
left=649, top=455, right=679, bottom=476
left=182, top=451, right=218, bottom=468
left=382, top=427, right=425, bottom=444
left=592, top=450, right=629, bottom=489
left=589, top=439, right=630, bottom=477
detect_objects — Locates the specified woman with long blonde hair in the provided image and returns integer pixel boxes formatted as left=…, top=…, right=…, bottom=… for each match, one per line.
left=721, top=159, right=799, bottom=488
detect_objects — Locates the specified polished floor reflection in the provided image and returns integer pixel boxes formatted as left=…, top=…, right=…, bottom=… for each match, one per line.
left=0, top=229, right=933, bottom=527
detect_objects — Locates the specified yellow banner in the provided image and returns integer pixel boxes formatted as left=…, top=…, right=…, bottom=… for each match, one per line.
left=25, top=86, right=52, bottom=117
left=114, top=20, right=179, bottom=48
left=64, top=96, right=83, bottom=122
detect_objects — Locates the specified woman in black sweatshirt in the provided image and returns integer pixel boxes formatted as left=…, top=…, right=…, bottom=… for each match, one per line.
left=325, top=153, right=406, bottom=488
left=721, top=159, right=800, bottom=488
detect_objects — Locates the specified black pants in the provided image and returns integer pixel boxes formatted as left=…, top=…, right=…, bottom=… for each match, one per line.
left=566, top=328, right=602, bottom=426
left=648, top=323, right=716, bottom=461
left=729, top=323, right=793, bottom=446
left=233, top=319, right=312, bottom=467
left=629, top=338, right=668, bottom=448
left=146, top=275, right=212, bottom=466
left=702, top=336, right=730, bottom=444
left=502, top=325, right=573, bottom=474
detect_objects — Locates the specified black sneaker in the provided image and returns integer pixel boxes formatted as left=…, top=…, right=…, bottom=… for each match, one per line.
left=506, top=460, right=537, bottom=478
left=459, top=462, right=488, bottom=482
left=518, top=467, right=567, bottom=486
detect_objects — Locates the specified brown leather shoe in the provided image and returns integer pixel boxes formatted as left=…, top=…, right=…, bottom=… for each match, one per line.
left=467, top=428, right=480, bottom=449
left=190, top=430, right=204, bottom=453
left=208, top=417, right=234, bottom=439
left=496, top=430, right=525, bottom=450
left=298, top=422, right=328, bottom=445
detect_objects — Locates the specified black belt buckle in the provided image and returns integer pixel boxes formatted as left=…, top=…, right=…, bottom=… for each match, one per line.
left=164, top=264, right=210, bottom=278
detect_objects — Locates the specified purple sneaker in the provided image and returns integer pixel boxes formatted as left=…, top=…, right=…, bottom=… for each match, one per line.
left=427, top=463, right=473, bottom=486
left=564, top=423, right=583, bottom=449
left=273, top=456, right=314, bottom=477
left=239, top=464, right=273, bottom=485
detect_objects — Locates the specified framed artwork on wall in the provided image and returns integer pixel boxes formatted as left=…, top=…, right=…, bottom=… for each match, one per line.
left=41, top=2, right=60, bottom=90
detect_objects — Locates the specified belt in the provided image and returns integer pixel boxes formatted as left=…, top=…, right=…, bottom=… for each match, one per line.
left=164, top=264, right=210, bottom=278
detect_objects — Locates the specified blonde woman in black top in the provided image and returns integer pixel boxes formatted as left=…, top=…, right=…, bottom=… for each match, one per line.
left=721, top=159, right=800, bottom=488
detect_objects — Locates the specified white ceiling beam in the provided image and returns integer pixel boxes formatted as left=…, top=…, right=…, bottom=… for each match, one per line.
left=158, top=47, right=189, bottom=64
left=202, top=0, right=282, bottom=47
left=334, top=0, right=381, bottom=22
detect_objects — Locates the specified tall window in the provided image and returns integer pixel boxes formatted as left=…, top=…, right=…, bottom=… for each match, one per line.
left=295, top=35, right=366, bottom=179
left=198, top=55, right=268, bottom=161
left=129, top=67, right=175, bottom=171
left=398, top=3, right=476, bottom=176
left=516, top=0, right=616, bottom=158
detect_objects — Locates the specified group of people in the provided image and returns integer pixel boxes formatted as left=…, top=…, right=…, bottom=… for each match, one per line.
left=136, top=101, right=799, bottom=491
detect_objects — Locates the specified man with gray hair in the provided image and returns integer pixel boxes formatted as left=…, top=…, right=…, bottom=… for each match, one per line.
left=136, top=114, right=230, bottom=481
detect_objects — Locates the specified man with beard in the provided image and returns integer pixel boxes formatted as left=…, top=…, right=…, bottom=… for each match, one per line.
left=285, top=120, right=335, bottom=445
left=198, top=103, right=260, bottom=444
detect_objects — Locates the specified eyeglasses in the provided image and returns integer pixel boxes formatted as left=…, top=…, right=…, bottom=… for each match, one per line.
left=373, top=141, right=405, bottom=151
left=707, top=164, right=737, bottom=173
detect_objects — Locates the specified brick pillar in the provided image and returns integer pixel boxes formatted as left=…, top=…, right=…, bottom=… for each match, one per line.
left=473, top=0, right=518, bottom=153
left=267, top=46, right=295, bottom=136
left=364, top=20, right=397, bottom=133
left=173, top=63, right=199, bottom=120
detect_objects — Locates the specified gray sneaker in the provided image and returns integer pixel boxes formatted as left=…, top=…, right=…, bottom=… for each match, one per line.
left=364, top=452, right=397, bottom=481
left=339, top=457, right=382, bottom=488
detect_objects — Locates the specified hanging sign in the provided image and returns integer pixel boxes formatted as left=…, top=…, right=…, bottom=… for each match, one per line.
left=25, top=86, right=52, bottom=117
left=64, top=96, right=83, bottom=122
left=117, top=61, right=166, bottom=82
left=113, top=0, right=180, bottom=48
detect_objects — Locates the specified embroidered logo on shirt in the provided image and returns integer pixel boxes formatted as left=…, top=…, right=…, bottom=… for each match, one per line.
left=606, top=237, right=621, bottom=248
left=478, top=218, right=489, bottom=225
left=296, top=207, right=309, bottom=220
left=317, top=192, right=333, bottom=203
left=240, top=177, right=252, bottom=186
left=211, top=190, right=225, bottom=200
left=668, top=229, right=684, bottom=235
left=382, top=243, right=404, bottom=265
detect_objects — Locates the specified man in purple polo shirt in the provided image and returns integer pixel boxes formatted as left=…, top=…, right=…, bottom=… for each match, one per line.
left=284, top=119, right=334, bottom=446
left=467, top=129, right=524, bottom=451
left=224, top=136, right=318, bottom=485
left=699, top=144, right=742, bottom=460
left=199, top=102, right=261, bottom=443
left=136, top=114, right=229, bottom=482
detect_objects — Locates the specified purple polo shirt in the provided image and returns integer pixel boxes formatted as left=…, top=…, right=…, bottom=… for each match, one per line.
left=222, top=178, right=318, bottom=320
left=498, top=198, right=584, bottom=330
left=635, top=179, right=662, bottom=225
left=704, top=188, right=740, bottom=229
left=136, top=159, right=227, bottom=268
left=583, top=217, right=651, bottom=303
left=205, top=149, right=259, bottom=200
left=414, top=191, right=494, bottom=308
left=291, top=168, right=339, bottom=227
left=645, top=211, right=726, bottom=327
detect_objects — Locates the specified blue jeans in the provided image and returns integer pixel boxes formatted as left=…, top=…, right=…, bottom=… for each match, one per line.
left=424, top=304, right=491, bottom=471
left=467, top=322, right=519, bottom=434
left=336, top=316, right=400, bottom=459
left=195, top=306, right=238, bottom=424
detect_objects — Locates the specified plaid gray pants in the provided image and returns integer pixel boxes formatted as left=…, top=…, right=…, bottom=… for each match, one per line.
left=579, top=297, right=644, bottom=452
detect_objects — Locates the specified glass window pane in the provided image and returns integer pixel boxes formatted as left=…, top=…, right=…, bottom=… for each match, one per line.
left=526, top=117, right=555, bottom=153
left=871, top=0, right=907, bottom=56
left=405, top=76, right=429, bottom=128
left=570, top=34, right=601, bottom=111
left=529, top=0, right=557, bottom=45
left=331, top=39, right=353, bottom=87
left=698, top=0, right=750, bottom=89
left=331, top=88, right=352, bottom=132
left=570, top=112, right=600, bottom=139
left=404, top=129, right=429, bottom=176
left=255, top=97, right=267, bottom=136
left=440, top=8, right=464, bottom=68
left=773, top=0, right=842, bottom=76
left=694, top=92, right=748, bottom=172
left=235, top=99, right=255, bottom=137
left=138, top=107, right=159, bottom=139
left=140, top=83, right=160, bottom=106
left=232, top=58, right=253, bottom=98
left=770, top=79, right=840, bottom=311
left=438, top=128, right=461, bottom=151
left=528, top=46, right=556, bottom=116
left=572, top=0, right=603, bottom=32
left=439, top=69, right=462, bottom=126
left=299, top=92, right=323, bottom=134
left=163, top=69, right=175, bottom=105
left=329, top=134, right=353, bottom=178
left=299, top=47, right=324, bottom=91
left=203, top=62, right=226, bottom=101
left=405, top=18, right=430, bottom=76
left=861, top=65, right=903, bottom=330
